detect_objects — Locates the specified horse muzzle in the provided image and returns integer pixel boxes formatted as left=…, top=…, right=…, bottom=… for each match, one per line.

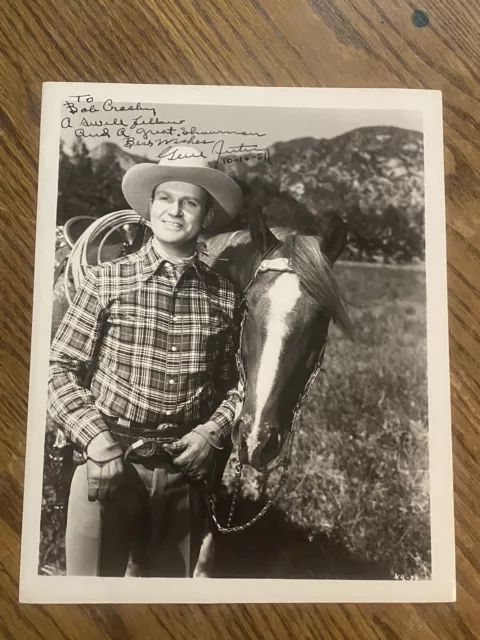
left=232, top=416, right=281, bottom=471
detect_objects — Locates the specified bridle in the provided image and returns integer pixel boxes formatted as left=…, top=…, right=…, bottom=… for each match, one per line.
left=206, top=253, right=328, bottom=534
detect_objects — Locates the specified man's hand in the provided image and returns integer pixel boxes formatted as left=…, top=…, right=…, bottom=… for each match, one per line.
left=163, top=422, right=223, bottom=482
left=85, top=431, right=125, bottom=502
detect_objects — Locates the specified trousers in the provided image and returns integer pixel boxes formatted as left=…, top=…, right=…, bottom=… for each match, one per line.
left=65, top=459, right=213, bottom=577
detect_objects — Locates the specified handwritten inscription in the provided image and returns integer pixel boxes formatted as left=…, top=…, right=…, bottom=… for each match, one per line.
left=63, top=95, right=158, bottom=117
left=62, top=95, right=271, bottom=167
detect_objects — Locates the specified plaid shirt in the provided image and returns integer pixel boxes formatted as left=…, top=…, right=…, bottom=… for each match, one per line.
left=48, top=238, right=241, bottom=450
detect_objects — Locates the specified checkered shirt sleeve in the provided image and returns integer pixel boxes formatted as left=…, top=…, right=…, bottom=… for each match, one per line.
left=209, top=295, right=241, bottom=441
left=48, top=267, right=109, bottom=449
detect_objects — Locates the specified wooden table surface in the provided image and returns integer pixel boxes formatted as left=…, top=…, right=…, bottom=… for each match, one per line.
left=1, top=0, right=479, bottom=637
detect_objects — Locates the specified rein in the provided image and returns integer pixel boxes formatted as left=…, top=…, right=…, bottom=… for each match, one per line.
left=206, top=255, right=328, bottom=534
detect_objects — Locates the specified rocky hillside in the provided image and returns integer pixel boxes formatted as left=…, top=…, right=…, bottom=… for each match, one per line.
left=220, top=126, right=425, bottom=263
left=89, top=142, right=146, bottom=172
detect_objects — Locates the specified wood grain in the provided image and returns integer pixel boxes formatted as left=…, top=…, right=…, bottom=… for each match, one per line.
left=1, top=0, right=479, bottom=637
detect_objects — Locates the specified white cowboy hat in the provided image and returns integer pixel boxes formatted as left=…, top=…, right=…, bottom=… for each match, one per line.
left=122, top=145, right=243, bottom=232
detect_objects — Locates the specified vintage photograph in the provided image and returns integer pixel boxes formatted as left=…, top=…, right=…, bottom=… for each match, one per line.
left=20, top=84, right=454, bottom=603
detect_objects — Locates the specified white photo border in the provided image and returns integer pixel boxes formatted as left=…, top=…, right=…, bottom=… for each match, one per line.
left=19, top=83, right=455, bottom=603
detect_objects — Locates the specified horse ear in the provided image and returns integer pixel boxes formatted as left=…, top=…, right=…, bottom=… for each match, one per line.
left=249, top=209, right=279, bottom=257
left=319, top=215, right=348, bottom=264
left=247, top=182, right=279, bottom=256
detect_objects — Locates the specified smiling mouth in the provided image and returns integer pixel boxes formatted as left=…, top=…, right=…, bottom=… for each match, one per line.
left=162, top=220, right=183, bottom=229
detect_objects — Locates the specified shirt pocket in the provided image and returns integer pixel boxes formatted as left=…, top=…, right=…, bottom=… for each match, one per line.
left=106, top=300, right=146, bottom=347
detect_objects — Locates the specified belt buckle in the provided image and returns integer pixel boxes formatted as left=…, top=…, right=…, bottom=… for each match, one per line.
left=131, top=438, right=158, bottom=458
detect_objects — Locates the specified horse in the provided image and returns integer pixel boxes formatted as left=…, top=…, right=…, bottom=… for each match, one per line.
left=202, top=211, right=353, bottom=472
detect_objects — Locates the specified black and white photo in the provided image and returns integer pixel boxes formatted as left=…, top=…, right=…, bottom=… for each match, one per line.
left=20, top=83, right=454, bottom=603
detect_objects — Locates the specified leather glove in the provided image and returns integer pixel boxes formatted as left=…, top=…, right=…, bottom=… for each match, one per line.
left=86, top=431, right=125, bottom=503
left=163, top=421, right=223, bottom=482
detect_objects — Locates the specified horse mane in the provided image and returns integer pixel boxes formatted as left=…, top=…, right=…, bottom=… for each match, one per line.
left=202, top=229, right=252, bottom=253
left=203, top=227, right=353, bottom=337
left=283, top=234, right=354, bottom=337
left=202, top=227, right=291, bottom=257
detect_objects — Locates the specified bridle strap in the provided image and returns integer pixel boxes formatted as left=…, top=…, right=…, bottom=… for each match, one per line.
left=243, top=256, right=294, bottom=296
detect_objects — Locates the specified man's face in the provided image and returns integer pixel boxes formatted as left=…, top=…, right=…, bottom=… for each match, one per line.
left=149, top=181, right=210, bottom=252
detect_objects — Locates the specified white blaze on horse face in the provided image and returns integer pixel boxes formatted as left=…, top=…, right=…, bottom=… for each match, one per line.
left=247, top=272, right=303, bottom=454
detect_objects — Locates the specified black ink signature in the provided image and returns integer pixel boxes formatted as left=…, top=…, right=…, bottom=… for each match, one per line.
left=79, top=116, right=127, bottom=128
left=160, top=135, right=216, bottom=147
left=130, top=115, right=185, bottom=129
left=180, top=126, right=266, bottom=138
left=63, top=101, right=99, bottom=116
left=64, top=115, right=125, bottom=129
left=103, top=99, right=157, bottom=118
left=211, top=140, right=271, bottom=167
left=74, top=128, right=110, bottom=139
left=117, top=128, right=154, bottom=149
left=157, top=146, right=207, bottom=161
left=135, top=126, right=177, bottom=139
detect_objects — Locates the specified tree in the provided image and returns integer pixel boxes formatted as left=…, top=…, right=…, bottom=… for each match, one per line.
left=92, top=147, right=129, bottom=216
left=56, top=139, right=130, bottom=225
left=56, top=140, right=75, bottom=225
left=56, top=138, right=97, bottom=223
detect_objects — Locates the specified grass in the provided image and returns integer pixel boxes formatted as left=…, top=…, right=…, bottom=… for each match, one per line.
left=39, top=263, right=430, bottom=579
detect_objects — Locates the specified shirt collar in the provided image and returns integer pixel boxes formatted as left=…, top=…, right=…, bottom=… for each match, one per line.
left=141, top=237, right=208, bottom=286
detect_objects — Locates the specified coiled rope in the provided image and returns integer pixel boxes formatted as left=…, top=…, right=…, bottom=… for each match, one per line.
left=64, top=210, right=148, bottom=304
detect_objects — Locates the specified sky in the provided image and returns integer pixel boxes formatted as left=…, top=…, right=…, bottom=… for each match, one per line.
left=60, top=101, right=423, bottom=161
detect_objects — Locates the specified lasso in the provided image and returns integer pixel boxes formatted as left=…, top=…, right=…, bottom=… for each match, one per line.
left=64, top=210, right=147, bottom=304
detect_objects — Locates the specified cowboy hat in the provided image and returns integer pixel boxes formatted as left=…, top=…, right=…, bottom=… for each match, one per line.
left=122, top=145, right=243, bottom=232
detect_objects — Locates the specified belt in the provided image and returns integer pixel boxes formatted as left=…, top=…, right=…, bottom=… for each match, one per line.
left=102, top=415, right=194, bottom=463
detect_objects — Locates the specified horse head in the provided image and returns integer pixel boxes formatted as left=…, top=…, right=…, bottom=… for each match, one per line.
left=232, top=210, right=353, bottom=471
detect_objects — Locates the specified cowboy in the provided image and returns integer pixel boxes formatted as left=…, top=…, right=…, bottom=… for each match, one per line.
left=47, top=146, right=243, bottom=577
